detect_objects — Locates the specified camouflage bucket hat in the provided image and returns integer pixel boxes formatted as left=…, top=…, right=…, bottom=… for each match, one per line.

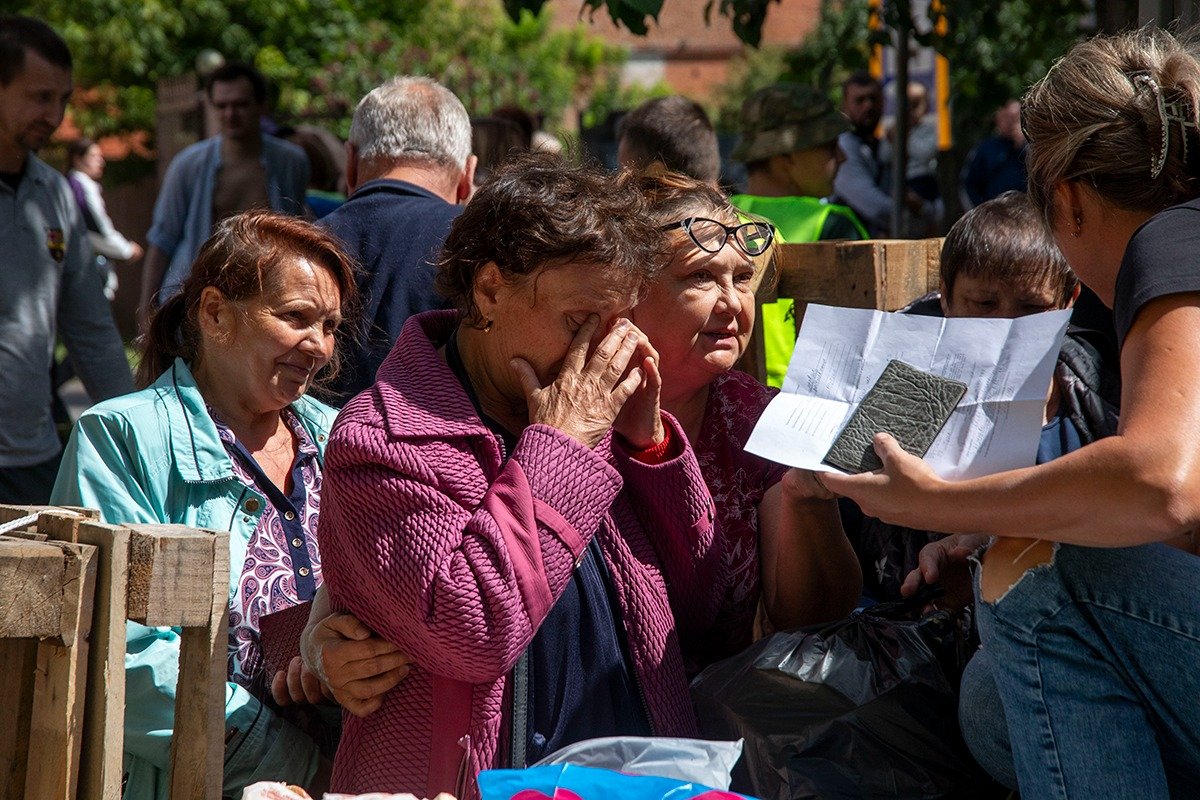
left=732, top=83, right=849, bottom=163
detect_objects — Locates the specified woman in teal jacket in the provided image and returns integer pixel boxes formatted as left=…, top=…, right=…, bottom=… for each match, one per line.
left=52, top=210, right=357, bottom=799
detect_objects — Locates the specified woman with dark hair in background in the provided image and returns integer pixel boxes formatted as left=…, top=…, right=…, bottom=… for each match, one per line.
left=65, top=136, right=143, bottom=299
left=470, top=115, right=527, bottom=188
left=52, top=210, right=358, bottom=799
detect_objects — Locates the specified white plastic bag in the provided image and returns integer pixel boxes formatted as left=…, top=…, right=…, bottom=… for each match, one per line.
left=532, top=736, right=743, bottom=790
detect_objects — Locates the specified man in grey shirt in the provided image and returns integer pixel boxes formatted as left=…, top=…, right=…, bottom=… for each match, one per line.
left=0, top=15, right=133, bottom=503
left=833, top=71, right=939, bottom=238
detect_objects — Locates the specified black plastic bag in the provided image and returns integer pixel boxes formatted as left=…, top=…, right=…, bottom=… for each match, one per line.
left=691, top=596, right=990, bottom=800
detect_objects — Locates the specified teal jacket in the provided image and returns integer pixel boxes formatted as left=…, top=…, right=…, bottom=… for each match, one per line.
left=51, top=358, right=337, bottom=800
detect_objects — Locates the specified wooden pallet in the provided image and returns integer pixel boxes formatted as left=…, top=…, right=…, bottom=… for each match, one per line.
left=741, top=238, right=943, bottom=383
left=0, top=506, right=230, bottom=800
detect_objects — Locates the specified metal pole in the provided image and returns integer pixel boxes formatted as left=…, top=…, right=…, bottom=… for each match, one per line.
left=891, top=8, right=911, bottom=239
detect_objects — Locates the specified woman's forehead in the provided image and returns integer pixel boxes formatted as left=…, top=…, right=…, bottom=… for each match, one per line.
left=524, top=261, right=641, bottom=309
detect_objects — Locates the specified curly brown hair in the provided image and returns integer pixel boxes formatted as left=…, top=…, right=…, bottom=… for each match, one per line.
left=138, top=210, right=359, bottom=389
left=436, top=153, right=668, bottom=328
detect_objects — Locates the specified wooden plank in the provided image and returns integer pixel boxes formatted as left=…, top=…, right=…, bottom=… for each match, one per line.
left=75, top=522, right=130, bottom=800
left=0, top=505, right=95, bottom=532
left=774, top=240, right=876, bottom=309
left=169, top=529, right=230, bottom=800
left=744, top=238, right=944, bottom=384
left=1, top=530, right=48, bottom=542
left=874, top=238, right=943, bottom=310
left=126, top=524, right=218, bottom=627
left=24, top=541, right=98, bottom=800
left=0, top=539, right=68, bottom=639
left=0, top=639, right=37, bottom=800
left=35, top=510, right=86, bottom=545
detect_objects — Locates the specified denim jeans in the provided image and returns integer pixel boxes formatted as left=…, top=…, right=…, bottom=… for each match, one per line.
left=958, top=648, right=1017, bottom=791
left=974, top=541, right=1200, bottom=799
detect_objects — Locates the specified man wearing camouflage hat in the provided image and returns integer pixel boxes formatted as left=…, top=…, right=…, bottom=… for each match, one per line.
left=730, top=83, right=867, bottom=387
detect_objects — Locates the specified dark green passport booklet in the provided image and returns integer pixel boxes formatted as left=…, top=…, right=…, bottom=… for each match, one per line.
left=823, top=359, right=968, bottom=474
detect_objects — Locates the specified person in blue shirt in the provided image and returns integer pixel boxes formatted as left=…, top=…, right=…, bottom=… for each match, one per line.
left=140, top=62, right=309, bottom=324
left=961, top=100, right=1028, bottom=208
left=319, top=76, right=477, bottom=403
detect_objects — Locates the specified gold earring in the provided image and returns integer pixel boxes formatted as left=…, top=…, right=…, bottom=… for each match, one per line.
left=483, top=319, right=494, bottom=333
left=1072, top=212, right=1083, bottom=238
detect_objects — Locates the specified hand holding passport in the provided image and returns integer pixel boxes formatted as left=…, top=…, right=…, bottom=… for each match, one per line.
left=823, top=360, right=968, bottom=474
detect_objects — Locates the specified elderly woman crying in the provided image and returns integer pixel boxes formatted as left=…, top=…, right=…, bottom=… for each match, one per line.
left=316, top=154, right=718, bottom=798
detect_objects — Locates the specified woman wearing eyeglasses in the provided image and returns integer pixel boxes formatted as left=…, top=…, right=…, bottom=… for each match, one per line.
left=633, top=173, right=862, bottom=669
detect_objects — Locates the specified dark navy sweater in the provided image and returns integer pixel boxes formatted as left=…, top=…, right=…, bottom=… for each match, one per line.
left=320, top=179, right=462, bottom=402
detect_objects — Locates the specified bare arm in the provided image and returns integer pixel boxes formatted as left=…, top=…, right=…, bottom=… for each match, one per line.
left=823, top=294, right=1200, bottom=547
left=758, top=471, right=862, bottom=630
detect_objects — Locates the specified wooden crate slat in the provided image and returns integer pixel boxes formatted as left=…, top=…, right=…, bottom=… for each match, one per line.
left=741, top=239, right=944, bottom=384
left=168, top=529, right=230, bottom=800
left=23, top=541, right=98, bottom=800
left=126, top=524, right=218, bottom=627
left=0, top=506, right=96, bottom=538
left=74, top=521, right=130, bottom=800
left=0, top=639, right=37, bottom=800
left=0, top=539, right=69, bottom=639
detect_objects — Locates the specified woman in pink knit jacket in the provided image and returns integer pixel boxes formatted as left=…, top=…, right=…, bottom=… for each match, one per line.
left=316, top=154, right=721, bottom=797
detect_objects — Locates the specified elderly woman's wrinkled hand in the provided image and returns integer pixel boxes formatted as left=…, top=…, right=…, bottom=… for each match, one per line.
left=303, top=611, right=412, bottom=718
left=613, top=335, right=665, bottom=450
left=820, top=432, right=946, bottom=528
left=512, top=315, right=652, bottom=449
left=271, top=656, right=329, bottom=707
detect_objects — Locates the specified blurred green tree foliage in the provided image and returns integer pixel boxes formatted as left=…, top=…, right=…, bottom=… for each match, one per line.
left=711, top=0, right=1087, bottom=146
left=930, top=0, right=1088, bottom=144
left=506, top=0, right=782, bottom=46
left=17, top=0, right=633, bottom=139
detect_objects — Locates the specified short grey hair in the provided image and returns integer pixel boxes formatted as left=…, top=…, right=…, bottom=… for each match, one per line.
left=348, top=76, right=471, bottom=171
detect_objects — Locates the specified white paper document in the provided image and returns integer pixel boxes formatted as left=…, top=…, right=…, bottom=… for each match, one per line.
left=745, top=304, right=1072, bottom=479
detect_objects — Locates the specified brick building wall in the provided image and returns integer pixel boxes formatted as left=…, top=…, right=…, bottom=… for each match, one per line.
left=550, top=0, right=822, bottom=101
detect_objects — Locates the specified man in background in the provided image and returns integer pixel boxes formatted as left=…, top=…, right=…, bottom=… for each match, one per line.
left=320, top=76, right=475, bottom=402
left=140, top=61, right=308, bottom=321
left=0, top=15, right=133, bottom=502
left=962, top=99, right=1027, bottom=208
left=616, top=95, right=721, bottom=185
left=832, top=71, right=933, bottom=237
left=730, top=83, right=868, bottom=387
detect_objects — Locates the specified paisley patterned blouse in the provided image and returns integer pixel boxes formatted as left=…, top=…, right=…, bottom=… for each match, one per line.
left=211, top=407, right=324, bottom=693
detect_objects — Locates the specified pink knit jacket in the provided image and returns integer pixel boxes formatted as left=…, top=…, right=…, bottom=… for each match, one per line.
left=318, top=311, right=719, bottom=798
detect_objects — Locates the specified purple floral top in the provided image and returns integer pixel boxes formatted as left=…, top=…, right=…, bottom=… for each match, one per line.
left=211, top=407, right=324, bottom=692
left=688, top=370, right=787, bottom=669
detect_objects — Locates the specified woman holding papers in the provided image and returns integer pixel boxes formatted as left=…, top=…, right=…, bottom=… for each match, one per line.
left=824, top=29, right=1200, bottom=799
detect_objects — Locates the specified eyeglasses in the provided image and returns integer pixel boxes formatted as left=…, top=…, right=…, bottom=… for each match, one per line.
left=660, top=217, right=775, bottom=257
